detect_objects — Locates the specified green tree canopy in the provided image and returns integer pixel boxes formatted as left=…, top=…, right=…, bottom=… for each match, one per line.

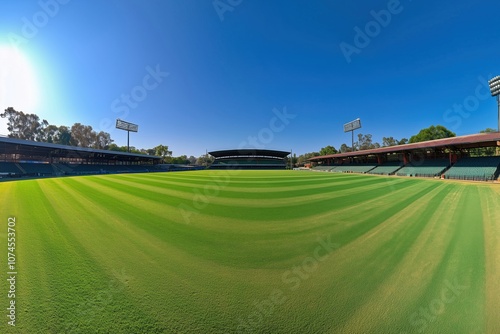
left=153, top=144, right=172, bottom=158
left=382, top=136, right=408, bottom=147
left=319, top=145, right=337, bottom=156
left=1, top=107, right=48, bottom=141
left=339, top=143, right=352, bottom=153
left=398, top=138, right=408, bottom=145
left=296, top=152, right=320, bottom=166
left=357, top=133, right=380, bottom=150
left=409, top=125, right=456, bottom=143
left=196, top=155, right=214, bottom=166
left=469, top=128, right=498, bottom=156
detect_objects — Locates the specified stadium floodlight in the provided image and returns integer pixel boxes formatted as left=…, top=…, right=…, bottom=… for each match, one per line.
left=116, top=119, right=139, bottom=152
left=343, top=118, right=362, bottom=152
left=488, top=76, right=500, bottom=132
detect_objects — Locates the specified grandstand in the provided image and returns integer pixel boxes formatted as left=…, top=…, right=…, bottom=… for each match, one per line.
left=209, top=149, right=289, bottom=170
left=18, top=162, right=56, bottom=176
left=0, top=136, right=163, bottom=179
left=396, top=159, right=450, bottom=177
left=331, top=163, right=377, bottom=174
left=368, top=161, right=403, bottom=175
left=444, top=156, right=500, bottom=181
left=309, top=132, right=500, bottom=181
left=312, top=165, right=335, bottom=172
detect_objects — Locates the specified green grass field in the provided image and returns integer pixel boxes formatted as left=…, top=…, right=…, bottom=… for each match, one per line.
left=1, top=170, right=499, bottom=333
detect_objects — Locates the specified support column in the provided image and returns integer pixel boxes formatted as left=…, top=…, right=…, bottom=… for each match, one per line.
left=403, top=152, right=409, bottom=165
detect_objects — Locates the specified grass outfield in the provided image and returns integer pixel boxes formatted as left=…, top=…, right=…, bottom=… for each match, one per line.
left=1, top=170, right=499, bottom=333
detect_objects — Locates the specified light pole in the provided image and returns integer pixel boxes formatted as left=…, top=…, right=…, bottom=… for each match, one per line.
left=116, top=119, right=139, bottom=153
left=488, top=76, right=500, bottom=132
left=343, top=118, right=361, bottom=152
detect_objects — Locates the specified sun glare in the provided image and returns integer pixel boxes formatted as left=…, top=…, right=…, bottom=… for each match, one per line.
left=0, top=45, right=40, bottom=115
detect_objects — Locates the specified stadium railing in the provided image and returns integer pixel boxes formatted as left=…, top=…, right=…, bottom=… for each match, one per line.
left=311, top=166, right=335, bottom=172
left=331, top=163, right=377, bottom=174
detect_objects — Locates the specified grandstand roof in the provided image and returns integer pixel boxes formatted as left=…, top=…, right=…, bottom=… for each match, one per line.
left=209, top=149, right=290, bottom=158
left=0, top=136, right=162, bottom=162
left=309, top=132, right=500, bottom=161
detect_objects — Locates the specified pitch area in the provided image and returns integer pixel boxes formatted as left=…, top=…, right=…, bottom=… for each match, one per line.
left=1, top=170, right=499, bottom=333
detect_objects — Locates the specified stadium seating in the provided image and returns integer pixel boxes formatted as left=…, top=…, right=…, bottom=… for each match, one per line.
left=368, top=161, right=403, bottom=175
left=52, top=163, right=74, bottom=174
left=0, top=162, right=23, bottom=175
left=63, top=164, right=103, bottom=174
left=210, top=158, right=286, bottom=169
left=331, top=163, right=377, bottom=174
left=57, top=163, right=158, bottom=175
left=213, top=158, right=285, bottom=165
left=311, top=166, right=334, bottom=172
left=1, top=163, right=165, bottom=177
left=18, top=162, right=56, bottom=176
left=396, top=159, right=450, bottom=178
left=444, top=156, right=500, bottom=181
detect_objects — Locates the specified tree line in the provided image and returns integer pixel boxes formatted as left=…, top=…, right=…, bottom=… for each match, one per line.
left=0, top=107, right=203, bottom=163
left=1, top=107, right=115, bottom=149
left=2, top=108, right=495, bottom=166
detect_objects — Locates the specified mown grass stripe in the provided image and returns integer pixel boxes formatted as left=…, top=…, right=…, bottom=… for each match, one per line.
left=34, top=178, right=211, bottom=331
left=480, top=186, right=500, bottom=333
left=333, top=182, right=455, bottom=332
left=293, top=182, right=447, bottom=332
left=0, top=171, right=497, bottom=333
left=100, top=171, right=384, bottom=198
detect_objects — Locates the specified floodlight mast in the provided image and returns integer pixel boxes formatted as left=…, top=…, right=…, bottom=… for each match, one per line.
left=497, top=94, right=500, bottom=133
left=343, top=118, right=362, bottom=152
left=352, top=131, right=354, bottom=152
left=116, top=119, right=139, bottom=152
left=488, top=76, right=500, bottom=132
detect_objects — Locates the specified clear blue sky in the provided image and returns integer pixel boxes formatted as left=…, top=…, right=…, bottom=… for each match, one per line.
left=1, top=0, right=499, bottom=157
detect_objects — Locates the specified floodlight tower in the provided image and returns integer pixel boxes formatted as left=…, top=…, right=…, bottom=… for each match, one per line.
left=343, top=118, right=362, bottom=151
left=116, top=119, right=139, bottom=152
left=488, top=76, right=500, bottom=132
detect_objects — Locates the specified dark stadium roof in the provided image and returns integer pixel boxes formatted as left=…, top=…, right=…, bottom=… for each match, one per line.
left=0, top=136, right=162, bottom=162
left=209, top=149, right=290, bottom=159
left=309, top=132, right=500, bottom=161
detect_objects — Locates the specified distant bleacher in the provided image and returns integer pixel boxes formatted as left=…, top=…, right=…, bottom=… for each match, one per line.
left=18, top=162, right=56, bottom=175
left=444, top=156, right=500, bottom=181
left=311, top=165, right=334, bottom=172
left=396, top=159, right=450, bottom=178
left=0, top=162, right=23, bottom=175
left=331, top=163, right=377, bottom=174
left=0, top=162, right=166, bottom=179
left=0, top=136, right=166, bottom=180
left=57, top=163, right=160, bottom=175
left=368, top=161, right=403, bottom=175
left=210, top=158, right=286, bottom=170
left=308, top=156, right=500, bottom=181
left=208, top=149, right=289, bottom=170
